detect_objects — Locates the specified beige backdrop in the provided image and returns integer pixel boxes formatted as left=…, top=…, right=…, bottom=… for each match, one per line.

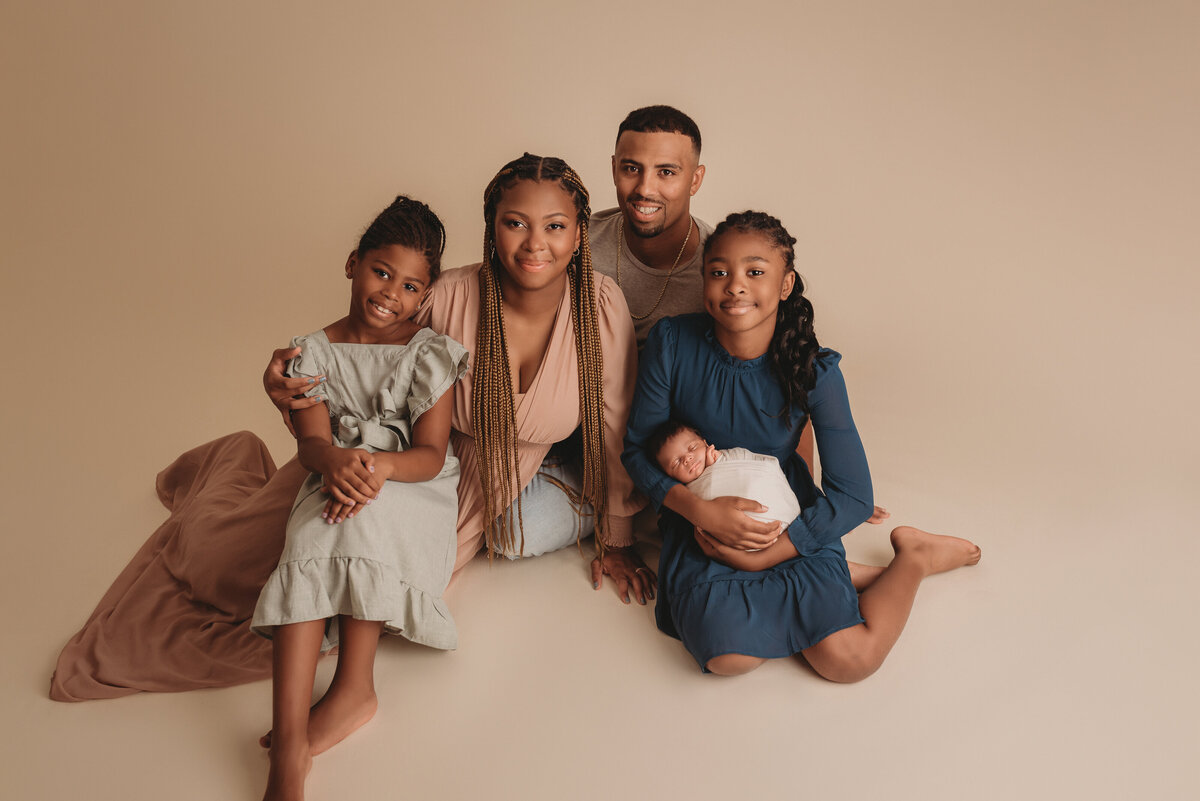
left=3, top=2, right=1196, bottom=800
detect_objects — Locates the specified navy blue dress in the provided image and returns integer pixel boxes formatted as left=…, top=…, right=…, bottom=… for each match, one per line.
left=622, top=315, right=875, bottom=670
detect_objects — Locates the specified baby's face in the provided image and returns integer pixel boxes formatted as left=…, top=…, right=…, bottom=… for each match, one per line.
left=656, top=429, right=718, bottom=483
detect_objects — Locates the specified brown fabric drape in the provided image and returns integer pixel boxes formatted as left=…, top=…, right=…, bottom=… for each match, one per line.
left=50, top=432, right=305, bottom=701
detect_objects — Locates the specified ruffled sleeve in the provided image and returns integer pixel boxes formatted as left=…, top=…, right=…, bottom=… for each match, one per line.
left=285, top=332, right=327, bottom=398
left=783, top=349, right=874, bottom=555
left=406, top=332, right=470, bottom=423
left=595, top=273, right=646, bottom=546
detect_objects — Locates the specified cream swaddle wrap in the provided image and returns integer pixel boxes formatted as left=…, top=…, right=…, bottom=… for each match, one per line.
left=686, top=447, right=801, bottom=525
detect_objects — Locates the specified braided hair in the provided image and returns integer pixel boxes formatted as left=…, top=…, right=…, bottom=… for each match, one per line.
left=355, top=195, right=447, bottom=281
left=475, top=154, right=610, bottom=557
left=704, top=210, right=820, bottom=413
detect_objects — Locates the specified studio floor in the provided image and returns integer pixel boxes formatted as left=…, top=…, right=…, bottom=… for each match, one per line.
left=6, top=445, right=1195, bottom=800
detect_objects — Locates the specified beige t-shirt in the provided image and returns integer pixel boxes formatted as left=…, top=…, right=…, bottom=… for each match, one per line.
left=589, top=207, right=713, bottom=347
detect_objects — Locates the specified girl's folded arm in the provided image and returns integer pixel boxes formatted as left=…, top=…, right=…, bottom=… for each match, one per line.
left=621, top=319, right=681, bottom=508
left=371, top=389, right=453, bottom=483
left=293, top=400, right=337, bottom=474
left=784, top=357, right=874, bottom=556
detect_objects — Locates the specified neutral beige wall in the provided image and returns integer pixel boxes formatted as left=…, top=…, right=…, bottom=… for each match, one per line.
left=5, top=0, right=1196, bottom=526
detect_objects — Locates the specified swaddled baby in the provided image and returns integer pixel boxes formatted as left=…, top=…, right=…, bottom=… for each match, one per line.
left=649, top=420, right=800, bottom=536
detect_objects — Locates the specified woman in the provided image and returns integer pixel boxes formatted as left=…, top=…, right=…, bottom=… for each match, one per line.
left=50, top=155, right=652, bottom=703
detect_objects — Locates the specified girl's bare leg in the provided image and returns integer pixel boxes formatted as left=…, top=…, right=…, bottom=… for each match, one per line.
left=261, top=616, right=383, bottom=755
left=263, top=619, right=323, bottom=801
left=304, top=616, right=382, bottom=752
left=706, top=652, right=768, bottom=676
left=847, top=561, right=885, bottom=591
left=801, top=526, right=980, bottom=683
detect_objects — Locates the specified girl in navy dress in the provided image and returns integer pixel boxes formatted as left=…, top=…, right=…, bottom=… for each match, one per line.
left=622, top=211, right=980, bottom=679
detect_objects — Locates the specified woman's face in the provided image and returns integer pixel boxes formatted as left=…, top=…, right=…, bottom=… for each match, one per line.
left=703, top=229, right=796, bottom=342
left=492, top=179, right=581, bottom=295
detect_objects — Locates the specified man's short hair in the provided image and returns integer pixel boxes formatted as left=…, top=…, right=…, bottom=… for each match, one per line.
left=616, top=105, right=702, bottom=155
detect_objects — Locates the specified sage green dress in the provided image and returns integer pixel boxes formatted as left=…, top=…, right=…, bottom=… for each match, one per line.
left=251, top=327, right=468, bottom=652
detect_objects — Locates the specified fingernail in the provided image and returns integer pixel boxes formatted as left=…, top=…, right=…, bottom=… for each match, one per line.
left=623, top=595, right=630, bottom=603
left=306, top=378, right=315, bottom=384
left=593, top=581, right=599, bottom=589
left=369, top=466, right=375, bottom=473
left=319, top=376, right=327, bottom=383
left=321, top=512, right=328, bottom=518
left=366, top=500, right=372, bottom=505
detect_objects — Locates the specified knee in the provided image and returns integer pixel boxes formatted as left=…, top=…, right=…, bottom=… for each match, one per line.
left=705, top=653, right=766, bottom=676
left=803, top=644, right=879, bottom=684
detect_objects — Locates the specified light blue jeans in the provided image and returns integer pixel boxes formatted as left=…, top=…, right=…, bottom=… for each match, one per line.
left=492, top=456, right=595, bottom=559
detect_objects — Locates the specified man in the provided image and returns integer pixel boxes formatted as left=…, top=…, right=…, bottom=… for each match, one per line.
left=590, top=104, right=818, bottom=500
left=590, top=105, right=712, bottom=346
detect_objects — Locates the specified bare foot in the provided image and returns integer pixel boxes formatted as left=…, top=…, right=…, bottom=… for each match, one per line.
left=889, top=525, right=981, bottom=576
left=262, top=745, right=311, bottom=801
left=847, top=561, right=885, bottom=591
left=260, top=686, right=378, bottom=756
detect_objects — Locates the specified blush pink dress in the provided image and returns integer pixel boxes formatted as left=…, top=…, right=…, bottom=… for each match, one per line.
left=416, top=263, right=643, bottom=570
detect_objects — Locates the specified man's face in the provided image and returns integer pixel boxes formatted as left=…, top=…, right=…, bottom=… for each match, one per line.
left=611, top=130, right=705, bottom=240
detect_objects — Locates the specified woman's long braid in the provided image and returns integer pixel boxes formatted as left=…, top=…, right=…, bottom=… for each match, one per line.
left=473, top=154, right=609, bottom=558
left=706, top=211, right=819, bottom=413
left=475, top=163, right=522, bottom=557
left=559, top=167, right=611, bottom=552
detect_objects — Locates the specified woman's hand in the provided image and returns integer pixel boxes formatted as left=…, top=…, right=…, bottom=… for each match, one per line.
left=263, top=347, right=327, bottom=437
left=691, top=496, right=784, bottom=550
left=866, top=505, right=890, bottom=524
left=693, top=526, right=796, bottom=572
left=590, top=546, right=656, bottom=605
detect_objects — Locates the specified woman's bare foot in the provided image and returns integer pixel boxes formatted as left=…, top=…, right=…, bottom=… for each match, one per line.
left=262, top=744, right=311, bottom=801
left=890, top=525, right=981, bottom=576
left=847, top=561, right=885, bottom=591
left=260, top=686, right=378, bottom=756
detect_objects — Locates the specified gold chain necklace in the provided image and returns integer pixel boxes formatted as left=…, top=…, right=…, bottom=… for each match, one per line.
left=616, top=215, right=693, bottom=321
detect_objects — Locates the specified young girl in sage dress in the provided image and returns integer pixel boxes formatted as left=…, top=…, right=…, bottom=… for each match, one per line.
left=250, top=196, right=468, bottom=800
left=622, top=210, right=980, bottom=680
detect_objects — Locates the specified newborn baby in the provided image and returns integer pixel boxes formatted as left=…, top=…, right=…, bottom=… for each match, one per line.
left=650, top=420, right=801, bottom=528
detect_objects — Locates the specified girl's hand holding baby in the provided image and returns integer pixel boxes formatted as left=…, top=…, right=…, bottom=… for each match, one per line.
left=691, top=496, right=783, bottom=550
left=693, top=526, right=796, bottom=572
